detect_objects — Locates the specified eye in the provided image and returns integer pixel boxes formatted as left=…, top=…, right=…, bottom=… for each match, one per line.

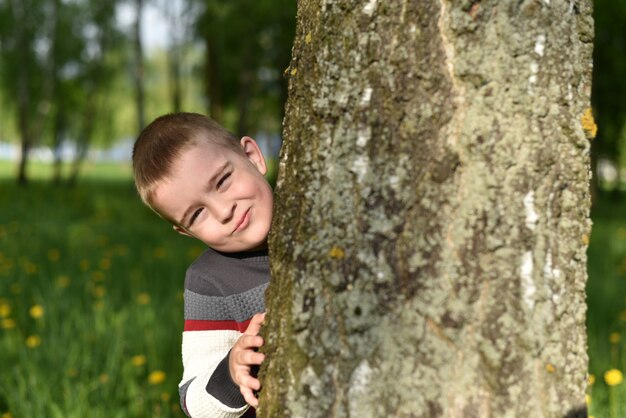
left=188, top=208, right=203, bottom=227
left=216, top=172, right=231, bottom=189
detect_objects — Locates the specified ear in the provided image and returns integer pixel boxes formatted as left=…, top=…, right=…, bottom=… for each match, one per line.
left=173, top=225, right=193, bottom=238
left=240, top=136, right=267, bottom=175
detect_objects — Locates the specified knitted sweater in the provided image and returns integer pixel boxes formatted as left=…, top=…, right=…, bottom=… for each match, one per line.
left=178, top=248, right=269, bottom=418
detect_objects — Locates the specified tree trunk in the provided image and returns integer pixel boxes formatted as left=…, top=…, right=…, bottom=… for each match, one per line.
left=260, top=1, right=594, bottom=417
left=68, top=91, right=97, bottom=186
left=164, top=0, right=187, bottom=114
left=133, top=0, right=146, bottom=133
left=205, top=35, right=223, bottom=124
left=168, top=45, right=183, bottom=113
left=236, top=67, right=253, bottom=138
left=13, top=0, right=33, bottom=186
left=16, top=70, right=32, bottom=186
left=51, top=110, right=65, bottom=185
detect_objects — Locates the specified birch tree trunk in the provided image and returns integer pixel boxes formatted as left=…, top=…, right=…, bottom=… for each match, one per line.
left=260, top=1, right=594, bottom=417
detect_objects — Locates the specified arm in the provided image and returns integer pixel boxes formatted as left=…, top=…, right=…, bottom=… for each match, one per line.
left=179, top=329, right=249, bottom=418
left=179, top=314, right=266, bottom=417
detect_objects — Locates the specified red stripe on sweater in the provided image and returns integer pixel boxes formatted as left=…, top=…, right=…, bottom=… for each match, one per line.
left=184, top=319, right=251, bottom=333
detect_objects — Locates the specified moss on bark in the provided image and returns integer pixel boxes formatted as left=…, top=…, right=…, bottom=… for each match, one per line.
left=259, top=1, right=593, bottom=416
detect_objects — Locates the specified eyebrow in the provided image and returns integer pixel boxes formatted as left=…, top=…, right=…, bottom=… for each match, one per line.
left=177, top=161, right=231, bottom=227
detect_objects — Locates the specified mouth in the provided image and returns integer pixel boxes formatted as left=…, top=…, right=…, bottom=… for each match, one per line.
left=233, top=208, right=251, bottom=234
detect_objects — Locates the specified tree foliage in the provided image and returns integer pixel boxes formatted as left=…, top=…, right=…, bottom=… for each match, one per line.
left=0, top=0, right=295, bottom=184
left=0, top=0, right=122, bottom=184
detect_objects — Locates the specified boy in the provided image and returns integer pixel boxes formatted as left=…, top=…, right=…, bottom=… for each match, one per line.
left=132, top=112, right=273, bottom=418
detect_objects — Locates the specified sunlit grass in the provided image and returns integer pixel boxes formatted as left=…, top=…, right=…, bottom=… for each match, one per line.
left=587, top=194, right=626, bottom=417
left=0, top=160, right=133, bottom=182
left=0, top=172, right=201, bottom=417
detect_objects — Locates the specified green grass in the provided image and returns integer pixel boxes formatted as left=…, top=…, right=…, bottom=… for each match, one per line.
left=0, top=161, right=623, bottom=416
left=0, top=170, right=202, bottom=417
left=587, top=194, right=626, bottom=418
left=0, top=160, right=133, bottom=182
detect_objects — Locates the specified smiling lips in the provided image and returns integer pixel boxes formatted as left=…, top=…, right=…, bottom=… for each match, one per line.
left=233, top=208, right=251, bottom=234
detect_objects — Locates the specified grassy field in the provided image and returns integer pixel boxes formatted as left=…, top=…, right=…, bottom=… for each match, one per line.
left=0, top=161, right=624, bottom=417
left=587, top=194, right=626, bottom=418
left=0, top=165, right=201, bottom=417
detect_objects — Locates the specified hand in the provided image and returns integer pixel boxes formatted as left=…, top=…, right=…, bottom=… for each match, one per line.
left=229, top=312, right=266, bottom=407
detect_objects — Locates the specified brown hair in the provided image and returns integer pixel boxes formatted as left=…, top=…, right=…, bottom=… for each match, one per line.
left=132, top=112, right=243, bottom=211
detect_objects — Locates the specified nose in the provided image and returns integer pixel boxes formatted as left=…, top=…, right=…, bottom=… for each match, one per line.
left=210, top=200, right=236, bottom=224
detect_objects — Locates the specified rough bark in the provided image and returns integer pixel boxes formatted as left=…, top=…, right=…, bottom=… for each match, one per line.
left=260, top=1, right=594, bottom=417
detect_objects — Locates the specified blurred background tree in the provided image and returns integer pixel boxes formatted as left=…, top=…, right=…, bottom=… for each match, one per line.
left=591, top=0, right=626, bottom=195
left=0, top=0, right=295, bottom=185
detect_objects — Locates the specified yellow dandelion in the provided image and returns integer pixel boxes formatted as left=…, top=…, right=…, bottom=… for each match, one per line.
left=137, top=293, right=151, bottom=305
left=610, top=332, right=621, bottom=344
left=161, top=392, right=171, bottom=402
left=79, top=259, right=90, bottom=271
left=29, top=305, right=44, bottom=319
left=585, top=394, right=591, bottom=405
left=148, top=370, right=166, bottom=385
left=116, top=245, right=129, bottom=256
left=47, top=249, right=60, bottom=262
left=25, top=335, right=41, bottom=348
left=604, top=369, right=624, bottom=386
left=91, top=271, right=105, bottom=281
left=92, top=286, right=106, bottom=298
left=67, top=368, right=78, bottom=377
left=93, top=301, right=105, bottom=310
left=99, top=259, right=111, bottom=270
left=24, top=262, right=38, bottom=275
left=3, top=259, right=13, bottom=269
left=131, top=355, right=147, bottom=367
left=1, top=319, right=16, bottom=329
left=545, top=363, right=556, bottom=373
left=97, top=235, right=109, bottom=246
left=99, top=374, right=109, bottom=384
left=0, top=302, right=10, bottom=318
left=588, top=374, right=595, bottom=385
left=56, top=275, right=70, bottom=288
left=2, top=412, right=13, bottom=418
left=154, top=247, right=166, bottom=258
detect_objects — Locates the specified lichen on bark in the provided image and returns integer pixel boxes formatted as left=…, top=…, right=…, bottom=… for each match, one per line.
left=259, top=1, right=593, bottom=417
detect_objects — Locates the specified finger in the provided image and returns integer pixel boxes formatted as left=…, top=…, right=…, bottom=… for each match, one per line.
left=241, top=351, right=265, bottom=366
left=241, top=386, right=259, bottom=408
left=234, top=350, right=265, bottom=371
left=241, top=374, right=261, bottom=391
left=245, top=313, right=266, bottom=335
left=239, top=334, right=264, bottom=349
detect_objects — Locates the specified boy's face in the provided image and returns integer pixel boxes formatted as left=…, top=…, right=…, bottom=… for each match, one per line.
left=151, top=137, right=273, bottom=253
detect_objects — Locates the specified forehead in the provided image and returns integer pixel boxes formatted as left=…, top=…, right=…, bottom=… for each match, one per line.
left=172, top=140, right=233, bottom=171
